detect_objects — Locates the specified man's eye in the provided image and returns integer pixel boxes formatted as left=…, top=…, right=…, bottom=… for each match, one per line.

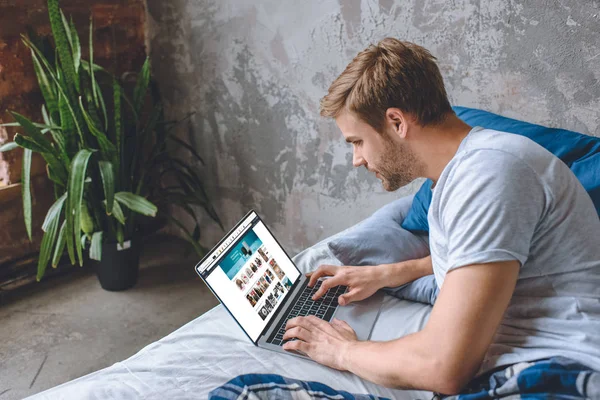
left=354, top=140, right=362, bottom=146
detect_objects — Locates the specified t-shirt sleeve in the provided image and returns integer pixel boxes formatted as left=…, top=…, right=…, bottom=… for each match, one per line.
left=439, top=150, right=546, bottom=272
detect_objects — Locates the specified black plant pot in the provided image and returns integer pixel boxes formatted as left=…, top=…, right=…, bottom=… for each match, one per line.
left=95, top=237, right=141, bottom=291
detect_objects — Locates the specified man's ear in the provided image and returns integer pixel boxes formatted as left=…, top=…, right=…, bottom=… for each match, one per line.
left=385, top=108, right=408, bottom=139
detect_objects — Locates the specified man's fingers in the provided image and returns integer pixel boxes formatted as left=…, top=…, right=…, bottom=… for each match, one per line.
left=282, top=338, right=310, bottom=354
left=338, top=288, right=360, bottom=306
left=282, top=326, right=310, bottom=341
left=304, top=315, right=340, bottom=336
left=312, top=277, right=341, bottom=300
left=308, top=265, right=338, bottom=287
left=331, top=318, right=353, bottom=333
left=286, top=315, right=315, bottom=330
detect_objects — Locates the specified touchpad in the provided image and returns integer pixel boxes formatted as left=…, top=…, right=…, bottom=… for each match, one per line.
left=332, top=291, right=384, bottom=341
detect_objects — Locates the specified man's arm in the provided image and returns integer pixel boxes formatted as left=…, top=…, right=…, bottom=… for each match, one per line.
left=284, top=260, right=519, bottom=394
left=309, top=255, right=433, bottom=304
left=379, top=255, right=433, bottom=288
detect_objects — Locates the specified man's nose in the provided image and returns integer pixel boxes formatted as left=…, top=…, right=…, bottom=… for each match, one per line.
left=352, top=148, right=365, bottom=167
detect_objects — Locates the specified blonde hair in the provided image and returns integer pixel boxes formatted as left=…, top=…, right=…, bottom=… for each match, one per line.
left=320, top=38, right=452, bottom=131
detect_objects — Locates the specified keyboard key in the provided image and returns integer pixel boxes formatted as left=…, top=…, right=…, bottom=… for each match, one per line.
left=324, top=307, right=336, bottom=321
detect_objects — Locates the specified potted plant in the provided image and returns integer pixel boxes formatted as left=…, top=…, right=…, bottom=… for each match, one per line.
left=0, top=0, right=221, bottom=290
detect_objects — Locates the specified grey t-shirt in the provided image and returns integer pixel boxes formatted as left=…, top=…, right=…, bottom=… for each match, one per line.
left=428, top=126, right=600, bottom=374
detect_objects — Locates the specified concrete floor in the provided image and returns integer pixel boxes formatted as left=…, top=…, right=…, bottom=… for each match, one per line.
left=0, top=234, right=219, bottom=400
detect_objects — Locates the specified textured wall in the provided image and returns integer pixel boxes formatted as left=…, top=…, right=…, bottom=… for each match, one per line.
left=147, top=0, right=600, bottom=254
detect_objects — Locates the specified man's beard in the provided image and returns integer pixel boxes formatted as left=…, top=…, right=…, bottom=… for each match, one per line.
left=374, top=137, right=421, bottom=192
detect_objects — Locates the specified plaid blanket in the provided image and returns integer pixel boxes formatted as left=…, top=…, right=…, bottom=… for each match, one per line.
left=209, top=357, right=599, bottom=400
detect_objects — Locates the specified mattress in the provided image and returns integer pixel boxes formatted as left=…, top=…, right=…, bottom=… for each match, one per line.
left=28, top=239, right=434, bottom=400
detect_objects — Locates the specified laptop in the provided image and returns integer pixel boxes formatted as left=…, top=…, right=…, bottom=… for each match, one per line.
left=194, top=210, right=384, bottom=358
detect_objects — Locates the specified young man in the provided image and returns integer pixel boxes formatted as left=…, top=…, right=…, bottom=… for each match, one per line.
left=281, top=38, right=600, bottom=394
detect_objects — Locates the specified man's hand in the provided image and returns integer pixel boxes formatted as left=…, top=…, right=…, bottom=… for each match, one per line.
left=307, top=265, right=385, bottom=305
left=282, top=316, right=358, bottom=370
left=308, top=256, right=433, bottom=305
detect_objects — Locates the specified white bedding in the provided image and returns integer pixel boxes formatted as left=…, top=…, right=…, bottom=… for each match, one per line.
left=28, top=240, right=434, bottom=400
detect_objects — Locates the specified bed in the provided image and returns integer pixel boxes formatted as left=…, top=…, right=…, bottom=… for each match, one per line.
left=27, top=228, right=434, bottom=400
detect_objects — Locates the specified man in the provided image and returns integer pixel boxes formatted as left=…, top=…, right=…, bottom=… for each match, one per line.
left=281, top=38, right=600, bottom=395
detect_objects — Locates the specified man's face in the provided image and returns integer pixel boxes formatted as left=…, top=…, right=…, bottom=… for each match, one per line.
left=335, top=110, right=419, bottom=191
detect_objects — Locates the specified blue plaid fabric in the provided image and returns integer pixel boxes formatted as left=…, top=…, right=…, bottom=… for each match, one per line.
left=209, top=373, right=389, bottom=399
left=209, top=357, right=599, bottom=400
left=444, top=357, right=600, bottom=400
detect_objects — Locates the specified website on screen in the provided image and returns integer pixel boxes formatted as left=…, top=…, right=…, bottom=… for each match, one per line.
left=198, top=213, right=300, bottom=341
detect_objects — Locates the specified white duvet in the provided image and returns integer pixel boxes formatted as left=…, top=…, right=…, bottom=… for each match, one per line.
left=28, top=240, right=434, bottom=400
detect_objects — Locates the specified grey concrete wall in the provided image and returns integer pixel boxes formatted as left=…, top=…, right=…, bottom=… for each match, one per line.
left=146, top=0, right=600, bottom=254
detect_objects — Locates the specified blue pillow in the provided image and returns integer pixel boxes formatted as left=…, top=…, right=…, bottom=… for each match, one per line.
left=401, top=106, right=600, bottom=233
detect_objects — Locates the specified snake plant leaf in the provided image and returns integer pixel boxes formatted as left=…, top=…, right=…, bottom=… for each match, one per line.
left=90, top=231, right=103, bottom=261
left=58, top=91, right=76, bottom=147
left=98, top=161, right=115, bottom=214
left=0, top=122, right=62, bottom=132
left=113, top=79, right=122, bottom=176
left=81, top=67, right=107, bottom=134
left=105, top=200, right=126, bottom=225
left=41, top=105, right=68, bottom=163
left=0, top=142, right=18, bottom=152
left=173, top=202, right=198, bottom=224
left=48, top=0, right=79, bottom=94
left=37, top=208, right=60, bottom=281
left=14, top=133, right=50, bottom=153
left=31, top=49, right=59, bottom=120
left=80, top=60, right=107, bottom=74
left=15, top=135, right=69, bottom=185
left=52, top=220, right=67, bottom=268
left=168, top=135, right=205, bottom=165
left=22, top=35, right=84, bottom=144
left=166, top=215, right=205, bottom=256
left=9, top=112, right=55, bottom=154
left=41, top=104, right=50, bottom=125
left=46, top=165, right=64, bottom=187
left=171, top=202, right=202, bottom=243
left=78, top=97, right=116, bottom=161
left=95, top=76, right=108, bottom=130
left=22, top=148, right=33, bottom=241
left=89, top=16, right=99, bottom=108
left=116, top=225, right=124, bottom=246
left=42, top=192, right=66, bottom=232
left=114, top=192, right=157, bottom=217
left=66, top=149, right=94, bottom=266
left=80, top=201, right=94, bottom=234
left=82, top=76, right=103, bottom=133
left=42, top=151, right=68, bottom=186
left=159, top=161, right=218, bottom=228
left=131, top=102, right=161, bottom=184
left=69, top=17, right=81, bottom=73
left=133, top=57, right=150, bottom=115
left=192, top=224, right=201, bottom=242
left=60, top=10, right=72, bottom=51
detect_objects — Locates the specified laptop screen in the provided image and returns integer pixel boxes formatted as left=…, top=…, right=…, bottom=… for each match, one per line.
left=195, top=212, right=302, bottom=342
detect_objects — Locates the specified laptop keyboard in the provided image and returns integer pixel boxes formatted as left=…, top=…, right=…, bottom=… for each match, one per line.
left=266, top=280, right=347, bottom=346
